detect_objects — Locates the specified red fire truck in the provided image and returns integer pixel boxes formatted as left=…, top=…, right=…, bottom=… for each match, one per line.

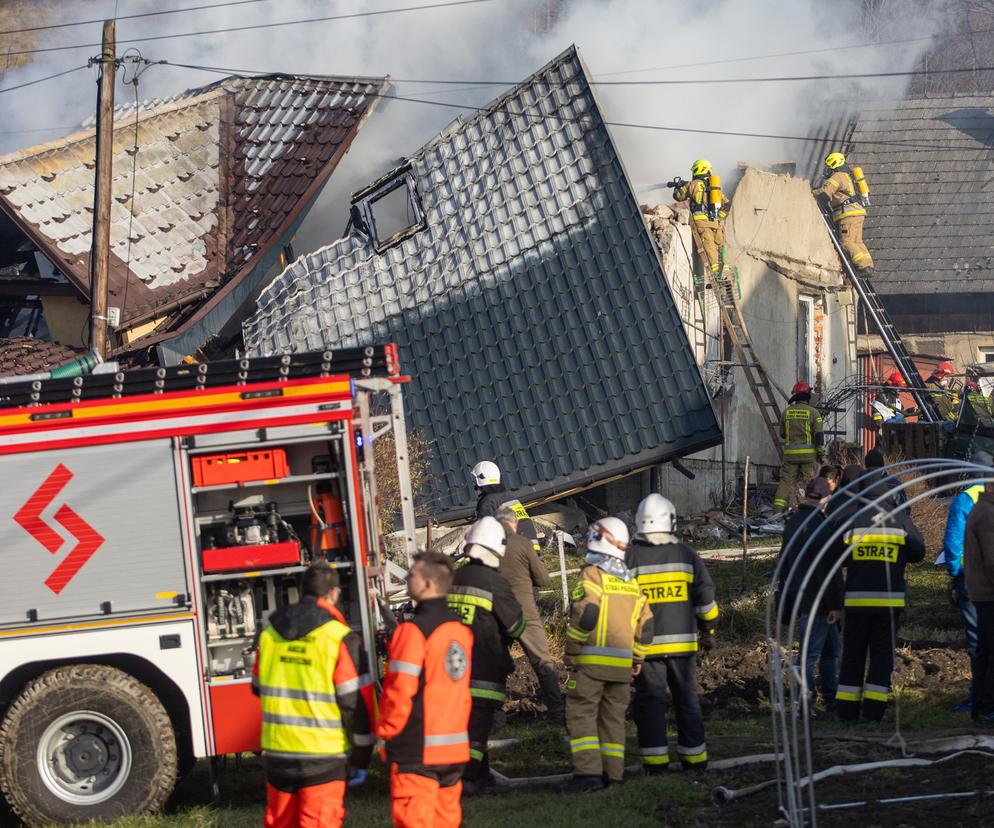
left=0, top=345, right=416, bottom=826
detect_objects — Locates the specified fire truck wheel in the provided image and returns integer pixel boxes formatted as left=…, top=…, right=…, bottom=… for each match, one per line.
left=0, top=664, right=177, bottom=826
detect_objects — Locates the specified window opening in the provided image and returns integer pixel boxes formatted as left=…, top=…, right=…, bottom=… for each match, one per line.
left=350, top=163, right=425, bottom=252
left=797, top=295, right=816, bottom=387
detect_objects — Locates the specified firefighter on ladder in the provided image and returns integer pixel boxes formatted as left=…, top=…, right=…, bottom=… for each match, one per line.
left=773, top=380, right=825, bottom=512
left=672, top=159, right=730, bottom=276
left=925, top=362, right=958, bottom=421
left=563, top=517, right=653, bottom=793
left=253, top=564, right=375, bottom=828
left=626, top=495, right=717, bottom=772
left=812, top=151, right=874, bottom=277
left=447, top=516, right=526, bottom=795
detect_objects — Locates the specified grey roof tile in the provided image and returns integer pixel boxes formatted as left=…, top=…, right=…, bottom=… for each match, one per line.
left=243, top=47, right=721, bottom=519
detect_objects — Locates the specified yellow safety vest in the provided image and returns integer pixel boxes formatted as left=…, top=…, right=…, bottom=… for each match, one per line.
left=257, top=617, right=350, bottom=756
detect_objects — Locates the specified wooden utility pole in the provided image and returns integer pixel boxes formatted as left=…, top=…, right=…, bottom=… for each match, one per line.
left=89, top=20, right=116, bottom=359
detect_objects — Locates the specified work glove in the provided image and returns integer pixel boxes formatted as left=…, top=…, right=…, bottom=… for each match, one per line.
left=698, top=621, right=716, bottom=652
left=348, top=767, right=368, bottom=788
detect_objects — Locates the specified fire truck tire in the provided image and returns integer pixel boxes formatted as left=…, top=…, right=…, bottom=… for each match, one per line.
left=0, top=664, right=178, bottom=826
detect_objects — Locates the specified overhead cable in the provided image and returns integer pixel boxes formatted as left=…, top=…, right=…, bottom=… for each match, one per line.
left=0, top=64, right=89, bottom=94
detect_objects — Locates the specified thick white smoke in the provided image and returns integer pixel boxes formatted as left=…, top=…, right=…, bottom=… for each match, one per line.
left=0, top=0, right=943, bottom=253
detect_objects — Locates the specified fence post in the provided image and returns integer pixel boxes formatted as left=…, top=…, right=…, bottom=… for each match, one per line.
left=557, top=531, right=569, bottom=611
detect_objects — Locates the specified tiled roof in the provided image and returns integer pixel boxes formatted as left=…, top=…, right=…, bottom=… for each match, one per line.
left=243, top=46, right=722, bottom=520
left=845, top=95, right=994, bottom=295
left=0, top=336, right=85, bottom=378
left=0, top=73, right=386, bottom=347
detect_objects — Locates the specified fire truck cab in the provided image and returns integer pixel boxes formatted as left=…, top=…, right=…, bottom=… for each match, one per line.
left=0, top=346, right=415, bottom=826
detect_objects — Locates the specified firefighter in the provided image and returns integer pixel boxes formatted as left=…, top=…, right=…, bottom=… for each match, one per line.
left=378, top=551, right=473, bottom=828
left=872, top=371, right=907, bottom=426
left=472, top=460, right=541, bottom=552
left=833, top=475, right=926, bottom=722
left=563, top=517, right=653, bottom=793
left=925, top=362, right=958, bottom=421
left=626, top=495, right=717, bottom=772
left=672, top=158, right=730, bottom=274
left=448, top=516, right=526, bottom=795
left=773, top=380, right=825, bottom=512
left=495, top=503, right=565, bottom=721
left=964, top=379, right=994, bottom=429
left=812, top=151, right=874, bottom=276
left=253, top=564, right=375, bottom=828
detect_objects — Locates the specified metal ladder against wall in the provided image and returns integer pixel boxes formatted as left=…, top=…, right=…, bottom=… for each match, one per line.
left=817, top=210, right=941, bottom=423
left=690, top=223, right=784, bottom=460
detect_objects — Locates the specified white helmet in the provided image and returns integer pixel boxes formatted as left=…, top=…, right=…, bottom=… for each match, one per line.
left=586, top=517, right=630, bottom=560
left=636, top=494, right=677, bottom=535
left=471, top=460, right=501, bottom=487
left=461, top=516, right=507, bottom=568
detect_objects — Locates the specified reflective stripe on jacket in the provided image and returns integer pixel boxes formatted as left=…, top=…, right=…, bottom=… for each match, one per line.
left=840, top=520, right=926, bottom=611
left=814, top=169, right=866, bottom=221
left=780, top=401, right=823, bottom=462
left=257, top=615, right=351, bottom=757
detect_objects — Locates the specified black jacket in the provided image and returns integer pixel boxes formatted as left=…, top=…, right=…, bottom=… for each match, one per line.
left=448, top=560, right=525, bottom=706
left=965, top=488, right=994, bottom=602
left=780, top=504, right=843, bottom=618
left=475, top=484, right=538, bottom=547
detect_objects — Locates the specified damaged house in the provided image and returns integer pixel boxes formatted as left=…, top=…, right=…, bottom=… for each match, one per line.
left=0, top=73, right=387, bottom=373
left=244, top=46, right=723, bottom=521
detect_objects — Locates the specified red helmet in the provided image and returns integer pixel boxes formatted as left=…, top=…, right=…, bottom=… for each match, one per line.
left=966, top=380, right=980, bottom=392
left=792, top=380, right=811, bottom=396
left=934, top=361, right=955, bottom=378
left=887, top=371, right=907, bottom=387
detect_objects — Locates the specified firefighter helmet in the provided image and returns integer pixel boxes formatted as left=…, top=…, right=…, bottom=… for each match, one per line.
left=792, top=380, right=812, bottom=396
left=461, top=516, right=507, bottom=567
left=934, top=361, right=955, bottom=377
left=966, top=380, right=980, bottom=392
left=471, top=460, right=500, bottom=487
left=887, top=371, right=907, bottom=387
left=691, top=158, right=712, bottom=177
left=635, top=494, right=677, bottom=535
left=587, top=517, right=629, bottom=559
left=825, top=151, right=846, bottom=169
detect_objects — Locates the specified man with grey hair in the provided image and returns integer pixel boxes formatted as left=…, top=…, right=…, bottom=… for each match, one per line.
left=495, top=504, right=565, bottom=721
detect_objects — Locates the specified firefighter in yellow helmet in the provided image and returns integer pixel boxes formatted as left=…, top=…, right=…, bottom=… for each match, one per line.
left=672, top=159, right=730, bottom=275
left=813, top=151, right=874, bottom=276
left=773, top=380, right=825, bottom=512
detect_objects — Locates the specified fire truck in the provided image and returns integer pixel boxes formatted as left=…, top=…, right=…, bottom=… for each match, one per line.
left=0, top=345, right=416, bottom=826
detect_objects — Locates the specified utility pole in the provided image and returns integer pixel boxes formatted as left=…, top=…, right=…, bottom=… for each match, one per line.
left=89, top=20, right=116, bottom=359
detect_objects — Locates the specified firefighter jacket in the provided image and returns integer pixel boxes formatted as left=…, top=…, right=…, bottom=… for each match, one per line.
left=253, top=597, right=375, bottom=770
left=940, top=484, right=984, bottom=577
left=377, top=597, right=473, bottom=767
left=812, top=168, right=866, bottom=221
left=965, top=392, right=994, bottom=428
left=830, top=484, right=925, bottom=611
left=625, top=539, right=718, bottom=658
left=566, top=558, right=654, bottom=682
left=964, top=487, right=994, bottom=603
left=476, top=484, right=539, bottom=551
left=673, top=176, right=728, bottom=227
left=448, top=560, right=526, bottom=706
left=779, top=504, right=843, bottom=618
left=925, top=378, right=956, bottom=421
left=780, top=395, right=824, bottom=464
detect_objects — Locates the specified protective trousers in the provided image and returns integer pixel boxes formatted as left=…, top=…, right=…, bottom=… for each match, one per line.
left=518, top=618, right=565, bottom=716
left=837, top=215, right=873, bottom=272
left=464, top=702, right=494, bottom=782
left=836, top=611, right=898, bottom=722
left=632, top=657, right=707, bottom=769
left=774, top=460, right=819, bottom=510
left=565, top=669, right=629, bottom=781
left=390, top=764, right=462, bottom=828
left=696, top=223, right=725, bottom=273
left=264, top=780, right=346, bottom=828
left=972, top=601, right=994, bottom=718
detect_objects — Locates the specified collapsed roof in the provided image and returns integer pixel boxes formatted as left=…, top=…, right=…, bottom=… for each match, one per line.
left=244, top=46, right=722, bottom=520
left=0, top=73, right=387, bottom=361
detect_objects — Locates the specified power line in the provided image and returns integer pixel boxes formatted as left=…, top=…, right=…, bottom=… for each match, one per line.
left=1, top=0, right=495, bottom=59
left=0, top=0, right=276, bottom=38
left=0, top=64, right=88, bottom=94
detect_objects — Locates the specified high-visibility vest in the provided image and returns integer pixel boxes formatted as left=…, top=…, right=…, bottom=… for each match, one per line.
left=257, top=617, right=350, bottom=756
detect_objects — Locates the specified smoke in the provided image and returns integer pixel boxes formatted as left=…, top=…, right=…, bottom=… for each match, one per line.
left=0, top=0, right=946, bottom=253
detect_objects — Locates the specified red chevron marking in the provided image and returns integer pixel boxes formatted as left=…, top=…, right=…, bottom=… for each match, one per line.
left=44, top=504, right=105, bottom=595
left=13, top=464, right=72, bottom=554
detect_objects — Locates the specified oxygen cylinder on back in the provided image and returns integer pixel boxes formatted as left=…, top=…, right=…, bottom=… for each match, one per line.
left=708, top=174, right=723, bottom=220
left=851, top=165, right=870, bottom=207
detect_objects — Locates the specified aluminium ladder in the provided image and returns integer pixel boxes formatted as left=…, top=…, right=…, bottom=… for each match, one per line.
left=817, top=210, right=941, bottom=423
left=690, top=222, right=784, bottom=460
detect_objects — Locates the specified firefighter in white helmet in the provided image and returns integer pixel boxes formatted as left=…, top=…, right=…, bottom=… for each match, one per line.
left=472, top=460, right=540, bottom=552
left=448, top=517, right=525, bottom=795
left=563, top=517, right=653, bottom=793
left=625, top=495, right=717, bottom=771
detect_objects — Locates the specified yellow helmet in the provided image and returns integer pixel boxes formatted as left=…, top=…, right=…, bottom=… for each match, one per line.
left=691, top=158, right=712, bottom=177
left=825, top=151, right=846, bottom=169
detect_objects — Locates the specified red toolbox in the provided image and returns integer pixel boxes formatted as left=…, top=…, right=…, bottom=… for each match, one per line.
left=202, top=541, right=302, bottom=574
left=192, top=448, right=289, bottom=487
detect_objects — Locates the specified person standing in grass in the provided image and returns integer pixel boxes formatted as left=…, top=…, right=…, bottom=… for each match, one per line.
left=964, top=479, right=994, bottom=725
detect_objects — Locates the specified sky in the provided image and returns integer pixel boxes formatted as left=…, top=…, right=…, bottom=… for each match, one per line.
left=0, top=0, right=945, bottom=253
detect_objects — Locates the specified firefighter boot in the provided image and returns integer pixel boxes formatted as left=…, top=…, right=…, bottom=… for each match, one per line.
left=560, top=774, right=605, bottom=794
left=859, top=267, right=874, bottom=278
